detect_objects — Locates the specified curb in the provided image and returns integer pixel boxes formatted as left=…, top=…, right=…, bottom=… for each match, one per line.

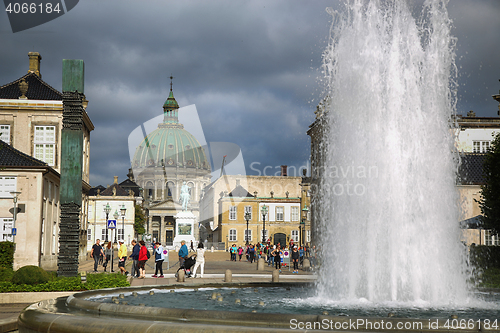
left=0, top=317, right=17, bottom=333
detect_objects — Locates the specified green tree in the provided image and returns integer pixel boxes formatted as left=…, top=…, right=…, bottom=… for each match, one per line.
left=479, top=133, right=500, bottom=237
left=134, top=205, right=146, bottom=236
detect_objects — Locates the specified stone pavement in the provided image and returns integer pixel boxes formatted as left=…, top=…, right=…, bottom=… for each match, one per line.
left=0, top=250, right=317, bottom=331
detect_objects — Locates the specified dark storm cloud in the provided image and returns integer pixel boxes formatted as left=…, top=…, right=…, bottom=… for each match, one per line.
left=0, top=0, right=498, bottom=186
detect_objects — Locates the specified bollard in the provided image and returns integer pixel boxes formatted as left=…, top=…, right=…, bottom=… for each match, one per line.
left=225, top=269, right=232, bottom=282
left=302, top=258, right=311, bottom=271
left=177, top=269, right=185, bottom=282
left=272, top=269, right=279, bottom=282
left=257, top=258, right=265, bottom=271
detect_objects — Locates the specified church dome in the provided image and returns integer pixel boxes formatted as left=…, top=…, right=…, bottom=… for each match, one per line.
left=132, top=88, right=210, bottom=171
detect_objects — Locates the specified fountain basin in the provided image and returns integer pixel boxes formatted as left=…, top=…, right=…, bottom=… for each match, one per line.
left=18, top=283, right=500, bottom=332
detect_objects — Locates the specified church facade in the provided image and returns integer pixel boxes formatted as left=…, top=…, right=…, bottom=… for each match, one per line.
left=131, top=83, right=211, bottom=248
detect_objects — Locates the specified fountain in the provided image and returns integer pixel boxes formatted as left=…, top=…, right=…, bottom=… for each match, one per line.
left=16, top=1, right=500, bottom=332
left=316, top=0, right=469, bottom=304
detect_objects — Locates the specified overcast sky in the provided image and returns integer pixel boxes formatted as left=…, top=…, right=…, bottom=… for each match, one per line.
left=1, top=0, right=499, bottom=187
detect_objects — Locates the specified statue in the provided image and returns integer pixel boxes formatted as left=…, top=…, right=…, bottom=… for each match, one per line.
left=180, top=181, right=190, bottom=211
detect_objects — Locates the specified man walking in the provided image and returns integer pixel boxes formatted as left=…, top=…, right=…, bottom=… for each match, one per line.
left=118, top=240, right=129, bottom=276
left=179, top=240, right=188, bottom=268
left=129, top=239, right=140, bottom=278
left=90, top=239, right=104, bottom=272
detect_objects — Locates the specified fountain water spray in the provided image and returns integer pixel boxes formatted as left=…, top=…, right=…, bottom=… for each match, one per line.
left=317, top=0, right=469, bottom=303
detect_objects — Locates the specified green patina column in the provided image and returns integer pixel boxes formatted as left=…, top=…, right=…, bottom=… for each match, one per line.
left=57, top=60, right=85, bottom=277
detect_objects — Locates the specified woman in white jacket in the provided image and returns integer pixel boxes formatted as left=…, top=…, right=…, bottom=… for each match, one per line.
left=192, top=242, right=205, bottom=278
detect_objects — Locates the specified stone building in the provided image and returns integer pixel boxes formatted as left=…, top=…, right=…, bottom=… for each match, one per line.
left=0, top=52, right=94, bottom=269
left=199, top=172, right=311, bottom=248
left=130, top=85, right=211, bottom=248
left=87, top=176, right=137, bottom=251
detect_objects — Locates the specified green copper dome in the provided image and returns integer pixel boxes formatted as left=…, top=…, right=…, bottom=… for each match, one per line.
left=132, top=89, right=210, bottom=171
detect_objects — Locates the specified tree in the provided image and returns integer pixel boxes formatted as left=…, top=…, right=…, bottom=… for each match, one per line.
left=479, top=133, right=500, bottom=236
left=134, top=205, right=146, bottom=236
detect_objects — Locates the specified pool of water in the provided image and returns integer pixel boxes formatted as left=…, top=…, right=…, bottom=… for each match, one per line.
left=88, top=286, right=500, bottom=320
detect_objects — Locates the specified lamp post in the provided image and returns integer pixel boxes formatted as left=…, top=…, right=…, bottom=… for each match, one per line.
left=120, top=204, right=126, bottom=243
left=244, top=212, right=251, bottom=245
left=104, top=203, right=111, bottom=242
left=301, top=204, right=309, bottom=247
left=9, top=191, right=21, bottom=246
left=261, top=205, right=268, bottom=244
left=113, top=210, right=119, bottom=243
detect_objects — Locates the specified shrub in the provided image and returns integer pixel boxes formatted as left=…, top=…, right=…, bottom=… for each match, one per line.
left=469, top=245, right=500, bottom=269
left=0, top=242, right=14, bottom=269
left=0, top=267, right=13, bottom=282
left=11, top=265, right=50, bottom=285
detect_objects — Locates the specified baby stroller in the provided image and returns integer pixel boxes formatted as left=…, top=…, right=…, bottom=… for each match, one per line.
left=175, top=254, right=196, bottom=278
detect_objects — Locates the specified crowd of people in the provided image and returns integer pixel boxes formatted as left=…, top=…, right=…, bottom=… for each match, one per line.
left=228, top=242, right=317, bottom=273
left=90, top=238, right=130, bottom=275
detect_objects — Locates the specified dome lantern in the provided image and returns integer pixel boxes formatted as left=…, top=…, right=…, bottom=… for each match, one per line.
left=163, top=75, right=179, bottom=124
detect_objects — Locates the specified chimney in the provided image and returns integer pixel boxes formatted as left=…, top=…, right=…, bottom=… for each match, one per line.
left=280, top=165, right=288, bottom=177
left=28, top=52, right=42, bottom=78
left=113, top=176, right=118, bottom=184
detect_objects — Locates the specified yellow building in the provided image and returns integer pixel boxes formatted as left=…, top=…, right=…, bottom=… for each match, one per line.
left=201, top=173, right=310, bottom=248
left=0, top=52, right=94, bottom=269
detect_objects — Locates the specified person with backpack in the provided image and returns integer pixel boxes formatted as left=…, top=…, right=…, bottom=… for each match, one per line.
left=138, top=240, right=149, bottom=279
left=152, top=241, right=165, bottom=278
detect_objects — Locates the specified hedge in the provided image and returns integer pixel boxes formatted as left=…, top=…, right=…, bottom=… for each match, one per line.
left=469, top=245, right=500, bottom=269
left=0, top=242, right=14, bottom=269
left=0, top=272, right=129, bottom=292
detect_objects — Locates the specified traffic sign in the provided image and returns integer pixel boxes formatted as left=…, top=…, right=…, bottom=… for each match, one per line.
left=107, top=220, right=117, bottom=229
left=11, top=228, right=16, bottom=236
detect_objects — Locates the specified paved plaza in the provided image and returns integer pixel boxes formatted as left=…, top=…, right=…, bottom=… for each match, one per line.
left=0, top=249, right=317, bottom=329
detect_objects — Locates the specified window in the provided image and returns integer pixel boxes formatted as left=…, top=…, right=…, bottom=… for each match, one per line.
left=306, top=230, right=311, bottom=243
left=87, top=228, right=92, bottom=241
left=0, top=177, right=16, bottom=198
left=276, top=207, right=284, bottom=221
left=229, top=206, right=237, bottom=220
left=0, top=125, right=10, bottom=144
left=291, top=230, right=299, bottom=242
left=52, top=222, right=57, bottom=254
left=244, top=206, right=252, bottom=220
left=485, top=230, right=499, bottom=246
left=229, top=229, right=237, bottom=241
left=473, top=140, right=490, bottom=153
left=101, top=229, right=107, bottom=241
left=0, top=218, right=13, bottom=242
left=152, top=230, right=158, bottom=242
left=34, top=126, right=56, bottom=166
left=117, top=228, right=124, bottom=241
left=244, top=229, right=252, bottom=242
left=291, top=206, right=299, bottom=222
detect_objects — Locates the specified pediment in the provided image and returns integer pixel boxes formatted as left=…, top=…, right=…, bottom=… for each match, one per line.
left=149, top=199, right=181, bottom=210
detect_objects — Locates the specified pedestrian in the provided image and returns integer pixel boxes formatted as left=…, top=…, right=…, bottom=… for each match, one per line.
left=179, top=240, right=188, bottom=268
left=98, top=241, right=104, bottom=265
left=138, top=240, right=148, bottom=279
left=103, top=241, right=112, bottom=272
left=237, top=246, right=243, bottom=261
left=190, top=240, right=194, bottom=252
left=129, top=239, right=140, bottom=278
left=310, top=245, right=317, bottom=268
left=231, top=244, right=237, bottom=261
left=292, top=246, right=300, bottom=273
left=192, top=242, right=205, bottom=278
left=248, top=244, right=255, bottom=263
left=90, top=239, right=104, bottom=272
left=152, top=241, right=165, bottom=278
left=299, top=246, right=304, bottom=267
left=272, top=245, right=282, bottom=272
left=118, top=240, right=128, bottom=275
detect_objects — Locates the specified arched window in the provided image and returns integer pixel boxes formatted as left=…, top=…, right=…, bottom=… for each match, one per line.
left=145, top=181, right=154, bottom=198
left=166, top=181, right=175, bottom=199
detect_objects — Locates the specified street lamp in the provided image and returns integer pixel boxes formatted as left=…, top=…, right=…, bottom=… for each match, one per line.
left=104, top=203, right=111, bottom=242
left=9, top=191, right=21, bottom=246
left=244, top=211, right=251, bottom=245
left=261, top=205, right=268, bottom=244
left=120, top=204, right=126, bottom=243
left=301, top=204, right=309, bottom=247
left=113, top=210, right=119, bottom=243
